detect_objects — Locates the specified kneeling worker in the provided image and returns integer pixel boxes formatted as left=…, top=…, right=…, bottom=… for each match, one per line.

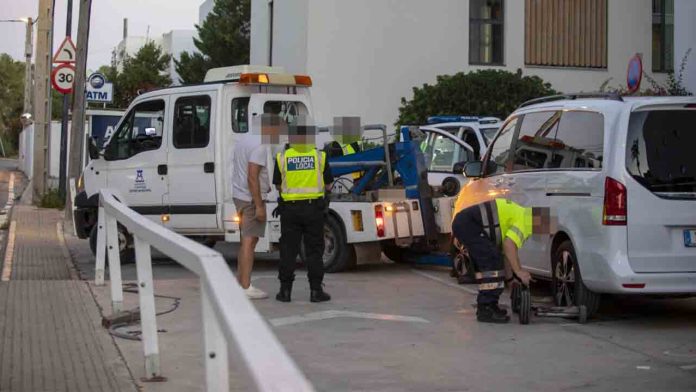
left=452, top=198, right=550, bottom=323
left=273, top=117, right=334, bottom=303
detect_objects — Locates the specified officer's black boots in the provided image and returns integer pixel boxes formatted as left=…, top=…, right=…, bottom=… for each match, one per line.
left=476, top=303, right=510, bottom=323
left=276, top=284, right=292, bottom=302
left=310, top=288, right=331, bottom=303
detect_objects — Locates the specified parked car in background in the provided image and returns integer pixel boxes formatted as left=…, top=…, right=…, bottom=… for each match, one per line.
left=419, top=116, right=501, bottom=196
left=455, top=94, right=696, bottom=316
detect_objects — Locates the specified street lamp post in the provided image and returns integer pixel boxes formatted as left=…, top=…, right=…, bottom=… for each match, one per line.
left=22, top=17, right=34, bottom=115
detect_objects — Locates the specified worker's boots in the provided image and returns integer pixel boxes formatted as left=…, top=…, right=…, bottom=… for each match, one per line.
left=476, top=303, right=510, bottom=323
left=276, top=284, right=292, bottom=303
left=310, top=288, right=331, bottom=303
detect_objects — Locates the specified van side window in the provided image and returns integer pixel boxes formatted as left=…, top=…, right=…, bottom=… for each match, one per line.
left=484, top=117, right=518, bottom=176
left=105, top=100, right=165, bottom=161
left=553, top=111, right=604, bottom=169
left=173, top=96, right=211, bottom=149
left=511, top=111, right=561, bottom=172
left=231, top=98, right=250, bottom=133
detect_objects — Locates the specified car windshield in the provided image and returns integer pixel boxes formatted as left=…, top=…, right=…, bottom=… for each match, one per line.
left=626, top=109, right=696, bottom=197
left=481, top=127, right=499, bottom=145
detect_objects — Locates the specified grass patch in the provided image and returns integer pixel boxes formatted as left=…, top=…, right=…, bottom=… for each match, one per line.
left=38, top=188, right=65, bottom=209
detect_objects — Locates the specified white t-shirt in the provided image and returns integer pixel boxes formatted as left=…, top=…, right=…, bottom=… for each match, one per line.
left=249, top=144, right=274, bottom=196
left=231, top=136, right=261, bottom=202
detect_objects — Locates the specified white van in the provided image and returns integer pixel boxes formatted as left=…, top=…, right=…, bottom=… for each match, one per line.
left=456, top=94, right=696, bottom=315
left=74, top=66, right=458, bottom=272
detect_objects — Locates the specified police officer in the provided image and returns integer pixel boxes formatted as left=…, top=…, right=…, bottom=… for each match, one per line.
left=452, top=198, right=545, bottom=323
left=273, top=118, right=334, bottom=303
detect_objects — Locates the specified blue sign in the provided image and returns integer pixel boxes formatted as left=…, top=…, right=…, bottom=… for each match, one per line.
left=627, top=55, right=643, bottom=94
left=86, top=72, right=113, bottom=103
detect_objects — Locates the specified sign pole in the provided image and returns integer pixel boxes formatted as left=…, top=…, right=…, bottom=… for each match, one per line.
left=58, top=0, right=74, bottom=200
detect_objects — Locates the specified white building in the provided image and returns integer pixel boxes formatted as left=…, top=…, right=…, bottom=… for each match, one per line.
left=199, top=0, right=215, bottom=25
left=111, top=20, right=197, bottom=86
left=251, top=0, right=696, bottom=127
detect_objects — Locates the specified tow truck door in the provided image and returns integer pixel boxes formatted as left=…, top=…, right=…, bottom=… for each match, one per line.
left=166, top=91, right=219, bottom=230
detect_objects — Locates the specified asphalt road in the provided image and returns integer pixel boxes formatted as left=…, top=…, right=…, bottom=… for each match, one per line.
left=65, top=229, right=696, bottom=391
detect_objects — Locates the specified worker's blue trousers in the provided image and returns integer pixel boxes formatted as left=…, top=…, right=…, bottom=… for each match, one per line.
left=452, top=204, right=505, bottom=305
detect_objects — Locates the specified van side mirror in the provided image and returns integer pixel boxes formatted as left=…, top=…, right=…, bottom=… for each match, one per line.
left=463, top=161, right=483, bottom=178
left=453, top=161, right=468, bottom=174
left=87, top=137, right=101, bottom=160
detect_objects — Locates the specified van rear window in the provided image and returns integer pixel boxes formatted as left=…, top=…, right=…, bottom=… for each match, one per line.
left=626, top=110, right=696, bottom=197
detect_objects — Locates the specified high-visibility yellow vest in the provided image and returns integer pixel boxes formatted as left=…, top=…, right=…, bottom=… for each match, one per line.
left=276, top=148, right=326, bottom=201
left=341, top=143, right=362, bottom=180
left=494, top=198, right=533, bottom=249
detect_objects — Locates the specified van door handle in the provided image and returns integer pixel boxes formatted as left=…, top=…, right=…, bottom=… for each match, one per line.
left=157, top=164, right=168, bottom=175
left=204, top=162, right=214, bottom=173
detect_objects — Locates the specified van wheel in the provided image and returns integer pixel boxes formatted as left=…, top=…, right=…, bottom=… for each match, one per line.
left=552, top=240, right=600, bottom=317
left=89, top=224, right=136, bottom=264
left=301, top=215, right=356, bottom=273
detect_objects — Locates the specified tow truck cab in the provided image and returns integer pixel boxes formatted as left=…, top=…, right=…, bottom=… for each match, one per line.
left=74, top=65, right=315, bottom=247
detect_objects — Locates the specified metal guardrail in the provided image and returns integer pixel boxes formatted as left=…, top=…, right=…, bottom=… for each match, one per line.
left=94, top=189, right=313, bottom=391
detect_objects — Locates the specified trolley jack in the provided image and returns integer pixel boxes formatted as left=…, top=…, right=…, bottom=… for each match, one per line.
left=510, top=282, right=588, bottom=325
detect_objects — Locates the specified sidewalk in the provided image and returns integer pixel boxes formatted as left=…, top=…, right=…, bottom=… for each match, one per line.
left=0, top=183, right=135, bottom=392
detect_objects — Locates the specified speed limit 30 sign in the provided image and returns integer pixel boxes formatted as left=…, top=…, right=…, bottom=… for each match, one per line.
left=51, top=63, right=76, bottom=94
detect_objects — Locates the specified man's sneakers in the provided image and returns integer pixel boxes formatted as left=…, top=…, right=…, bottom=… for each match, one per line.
left=244, top=285, right=268, bottom=300
left=476, top=303, right=510, bottom=323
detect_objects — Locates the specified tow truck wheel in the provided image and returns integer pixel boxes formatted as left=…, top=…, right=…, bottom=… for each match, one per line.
left=552, top=240, right=600, bottom=317
left=89, top=224, right=136, bottom=264
left=301, top=215, right=356, bottom=273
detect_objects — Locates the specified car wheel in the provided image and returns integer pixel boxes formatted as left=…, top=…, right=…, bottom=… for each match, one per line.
left=301, top=215, right=356, bottom=273
left=552, top=240, right=600, bottom=317
left=89, top=223, right=136, bottom=264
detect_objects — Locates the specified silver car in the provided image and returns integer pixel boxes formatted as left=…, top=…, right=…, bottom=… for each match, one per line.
left=456, top=94, right=696, bottom=315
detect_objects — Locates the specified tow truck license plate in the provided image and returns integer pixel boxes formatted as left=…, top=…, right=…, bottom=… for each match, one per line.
left=684, top=230, right=696, bottom=247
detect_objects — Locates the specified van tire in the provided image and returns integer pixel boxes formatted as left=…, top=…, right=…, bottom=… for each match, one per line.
left=302, top=215, right=356, bottom=273
left=552, top=240, right=600, bottom=317
left=89, top=224, right=136, bottom=264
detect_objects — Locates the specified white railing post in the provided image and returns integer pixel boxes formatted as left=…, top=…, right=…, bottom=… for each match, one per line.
left=201, top=281, right=229, bottom=392
left=105, top=213, right=123, bottom=313
left=133, top=235, right=164, bottom=381
left=94, top=204, right=106, bottom=286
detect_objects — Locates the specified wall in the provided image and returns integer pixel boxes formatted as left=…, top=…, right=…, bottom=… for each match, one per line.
left=161, top=30, right=197, bottom=85
left=199, top=0, right=215, bottom=25
left=674, top=0, right=696, bottom=94
left=252, top=0, right=677, bottom=128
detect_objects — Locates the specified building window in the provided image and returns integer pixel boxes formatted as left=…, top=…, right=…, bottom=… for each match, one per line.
left=652, top=0, right=674, bottom=72
left=525, top=0, right=607, bottom=69
left=469, top=0, right=505, bottom=65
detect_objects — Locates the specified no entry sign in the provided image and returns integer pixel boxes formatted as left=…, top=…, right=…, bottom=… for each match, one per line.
left=51, top=63, right=76, bottom=94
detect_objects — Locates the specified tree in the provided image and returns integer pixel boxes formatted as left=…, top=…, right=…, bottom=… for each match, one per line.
left=113, top=42, right=171, bottom=108
left=175, top=0, right=250, bottom=84
left=0, top=54, right=26, bottom=150
left=397, top=69, right=558, bottom=126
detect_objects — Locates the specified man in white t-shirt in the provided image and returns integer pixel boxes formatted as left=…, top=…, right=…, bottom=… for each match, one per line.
left=232, top=114, right=284, bottom=299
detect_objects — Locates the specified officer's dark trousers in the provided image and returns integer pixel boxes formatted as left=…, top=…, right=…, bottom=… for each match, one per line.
left=279, top=200, right=326, bottom=290
left=452, top=204, right=505, bottom=305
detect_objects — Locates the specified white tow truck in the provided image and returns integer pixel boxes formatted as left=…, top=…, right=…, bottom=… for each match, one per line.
left=74, top=66, right=457, bottom=272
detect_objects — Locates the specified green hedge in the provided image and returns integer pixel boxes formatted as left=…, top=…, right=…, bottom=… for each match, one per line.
left=397, top=69, right=558, bottom=126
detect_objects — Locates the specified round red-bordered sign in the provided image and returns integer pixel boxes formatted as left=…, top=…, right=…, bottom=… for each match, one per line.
left=51, top=63, right=76, bottom=94
left=626, top=54, right=643, bottom=94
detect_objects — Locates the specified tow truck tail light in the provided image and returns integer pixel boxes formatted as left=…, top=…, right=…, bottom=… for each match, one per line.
left=603, top=177, right=627, bottom=226
left=375, top=205, right=385, bottom=237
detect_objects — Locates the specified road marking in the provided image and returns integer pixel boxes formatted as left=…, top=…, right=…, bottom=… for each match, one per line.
left=636, top=366, right=651, bottom=370
left=680, top=364, right=696, bottom=370
left=270, top=310, right=430, bottom=327
left=1, top=220, right=17, bottom=281
left=410, top=269, right=478, bottom=295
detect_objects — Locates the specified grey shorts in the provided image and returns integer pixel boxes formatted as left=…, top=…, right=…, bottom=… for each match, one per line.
left=233, top=198, right=266, bottom=238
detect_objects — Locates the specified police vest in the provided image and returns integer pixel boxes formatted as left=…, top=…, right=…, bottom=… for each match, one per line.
left=277, top=148, right=326, bottom=201
left=479, top=199, right=533, bottom=249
